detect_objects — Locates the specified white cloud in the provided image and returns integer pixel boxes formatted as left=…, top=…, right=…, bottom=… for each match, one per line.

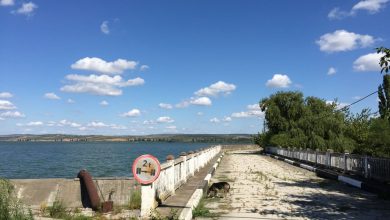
left=175, top=100, right=190, bottom=108
left=353, top=96, right=362, bottom=100
left=61, top=74, right=144, bottom=96
left=100, top=21, right=110, bottom=34
left=195, top=81, right=236, bottom=97
left=143, top=120, right=156, bottom=125
left=316, top=30, right=376, bottom=53
left=0, top=111, right=25, bottom=118
left=121, top=109, right=141, bottom=117
left=327, top=67, right=337, bottom=75
left=0, top=117, right=4, bottom=120
left=231, top=103, right=265, bottom=118
left=0, top=100, right=16, bottom=110
left=222, top=116, right=232, bottom=122
left=100, top=100, right=109, bottom=106
left=67, top=98, right=75, bottom=104
left=44, top=92, right=61, bottom=100
left=326, top=101, right=349, bottom=110
left=197, top=112, right=204, bottom=116
left=71, top=57, right=138, bottom=74
left=140, top=65, right=150, bottom=71
left=26, top=121, right=43, bottom=126
left=0, top=92, right=13, bottom=98
left=159, top=103, right=173, bottom=109
left=190, top=97, right=212, bottom=106
left=266, top=74, right=292, bottom=88
left=14, top=2, right=37, bottom=16
left=352, top=0, right=389, bottom=14
left=328, top=8, right=351, bottom=20
left=0, top=0, right=14, bottom=6
left=59, top=119, right=81, bottom=128
left=157, top=116, right=174, bottom=123
left=166, top=125, right=177, bottom=129
left=210, top=117, right=220, bottom=123
left=353, top=52, right=383, bottom=72
left=87, top=121, right=108, bottom=128
left=328, top=1, right=389, bottom=20
left=110, top=124, right=127, bottom=130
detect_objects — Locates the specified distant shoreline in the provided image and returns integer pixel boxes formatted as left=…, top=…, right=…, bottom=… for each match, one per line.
left=0, top=134, right=254, bottom=143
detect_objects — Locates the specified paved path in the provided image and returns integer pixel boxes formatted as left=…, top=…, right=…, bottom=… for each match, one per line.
left=155, top=153, right=221, bottom=218
left=200, top=150, right=390, bottom=220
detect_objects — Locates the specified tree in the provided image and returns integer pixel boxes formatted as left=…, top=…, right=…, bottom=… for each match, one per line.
left=378, top=74, right=390, bottom=122
left=376, top=47, right=390, bottom=74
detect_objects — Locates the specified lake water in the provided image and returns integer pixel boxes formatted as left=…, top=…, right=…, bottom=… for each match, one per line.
left=0, top=142, right=215, bottom=179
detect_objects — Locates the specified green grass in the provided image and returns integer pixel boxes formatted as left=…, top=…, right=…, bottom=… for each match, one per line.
left=128, top=189, right=141, bottom=210
left=0, top=178, right=33, bottom=220
left=192, top=198, right=218, bottom=218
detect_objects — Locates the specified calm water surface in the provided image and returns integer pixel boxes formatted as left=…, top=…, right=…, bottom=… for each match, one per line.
left=0, top=142, right=215, bottom=179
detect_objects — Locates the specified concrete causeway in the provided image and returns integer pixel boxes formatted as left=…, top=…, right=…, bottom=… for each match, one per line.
left=155, top=153, right=221, bottom=219
left=199, top=149, right=390, bottom=219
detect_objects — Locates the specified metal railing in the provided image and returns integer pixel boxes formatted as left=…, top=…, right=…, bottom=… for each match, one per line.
left=265, top=146, right=390, bottom=182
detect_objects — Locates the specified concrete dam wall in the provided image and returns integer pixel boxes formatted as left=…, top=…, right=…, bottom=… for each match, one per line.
left=10, top=177, right=136, bottom=210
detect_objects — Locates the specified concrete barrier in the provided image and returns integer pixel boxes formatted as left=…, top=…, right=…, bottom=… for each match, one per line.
left=10, top=177, right=135, bottom=210
left=140, top=145, right=222, bottom=218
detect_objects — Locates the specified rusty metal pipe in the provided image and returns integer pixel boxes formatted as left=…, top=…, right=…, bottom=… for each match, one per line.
left=77, top=170, right=100, bottom=211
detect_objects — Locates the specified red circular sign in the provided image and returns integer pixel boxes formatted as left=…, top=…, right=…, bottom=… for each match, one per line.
left=132, top=154, right=161, bottom=184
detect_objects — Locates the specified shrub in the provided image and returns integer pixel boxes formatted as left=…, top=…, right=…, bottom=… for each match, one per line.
left=0, top=178, right=33, bottom=220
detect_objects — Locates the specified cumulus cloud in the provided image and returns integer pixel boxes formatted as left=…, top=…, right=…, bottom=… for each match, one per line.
left=0, top=111, right=25, bottom=118
left=60, top=74, right=144, bottom=96
left=190, top=97, right=212, bottom=106
left=140, top=65, right=150, bottom=71
left=87, top=121, right=108, bottom=128
left=231, top=103, right=265, bottom=118
left=316, top=30, right=376, bottom=53
left=352, top=0, right=389, bottom=14
left=44, top=92, right=61, bottom=100
left=195, top=81, right=236, bottom=97
left=326, top=101, right=349, bottom=110
left=67, top=98, right=75, bottom=104
left=327, top=67, right=337, bottom=75
left=100, top=100, right=109, bottom=106
left=223, top=116, right=232, bottom=122
left=266, top=74, right=292, bottom=88
left=121, top=109, right=141, bottom=117
left=328, top=0, right=389, bottom=20
left=0, top=100, right=16, bottom=110
left=14, top=2, right=37, bottom=16
left=0, top=0, right=14, bottom=6
left=353, top=52, right=383, bottom=72
left=0, top=92, right=13, bottom=98
left=71, top=57, right=138, bottom=74
left=26, top=121, right=43, bottom=126
left=157, top=116, right=174, bottom=123
left=100, top=21, right=110, bottom=34
left=59, top=119, right=81, bottom=128
left=210, top=117, right=220, bottom=123
left=166, top=125, right=177, bottom=130
left=143, top=120, right=156, bottom=125
left=159, top=103, right=173, bottom=109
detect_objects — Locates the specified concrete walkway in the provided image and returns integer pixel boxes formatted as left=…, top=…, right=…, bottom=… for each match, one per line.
left=155, top=153, right=221, bottom=218
left=199, top=149, right=390, bottom=219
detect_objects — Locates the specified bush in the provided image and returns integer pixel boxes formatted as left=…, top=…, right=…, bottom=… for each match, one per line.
left=47, top=200, right=69, bottom=219
left=0, top=178, right=33, bottom=220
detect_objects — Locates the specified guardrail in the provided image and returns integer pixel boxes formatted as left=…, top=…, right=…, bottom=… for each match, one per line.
left=265, top=146, right=390, bottom=183
left=141, top=145, right=221, bottom=217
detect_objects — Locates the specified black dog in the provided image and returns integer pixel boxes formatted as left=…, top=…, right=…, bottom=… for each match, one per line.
left=207, top=182, right=230, bottom=198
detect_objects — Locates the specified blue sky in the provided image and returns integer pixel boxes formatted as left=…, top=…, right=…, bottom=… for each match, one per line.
left=0, top=0, right=389, bottom=135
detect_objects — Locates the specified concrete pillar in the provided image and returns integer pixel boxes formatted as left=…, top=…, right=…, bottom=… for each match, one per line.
left=166, top=155, right=175, bottom=196
left=180, top=152, right=187, bottom=183
left=140, top=183, right=157, bottom=218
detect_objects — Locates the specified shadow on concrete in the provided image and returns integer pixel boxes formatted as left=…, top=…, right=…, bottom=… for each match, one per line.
left=251, top=178, right=390, bottom=219
left=230, top=151, right=262, bottom=155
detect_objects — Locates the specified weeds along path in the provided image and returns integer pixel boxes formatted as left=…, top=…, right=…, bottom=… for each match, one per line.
left=200, top=150, right=390, bottom=219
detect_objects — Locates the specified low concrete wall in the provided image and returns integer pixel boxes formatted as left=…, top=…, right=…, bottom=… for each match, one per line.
left=10, top=177, right=135, bottom=210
